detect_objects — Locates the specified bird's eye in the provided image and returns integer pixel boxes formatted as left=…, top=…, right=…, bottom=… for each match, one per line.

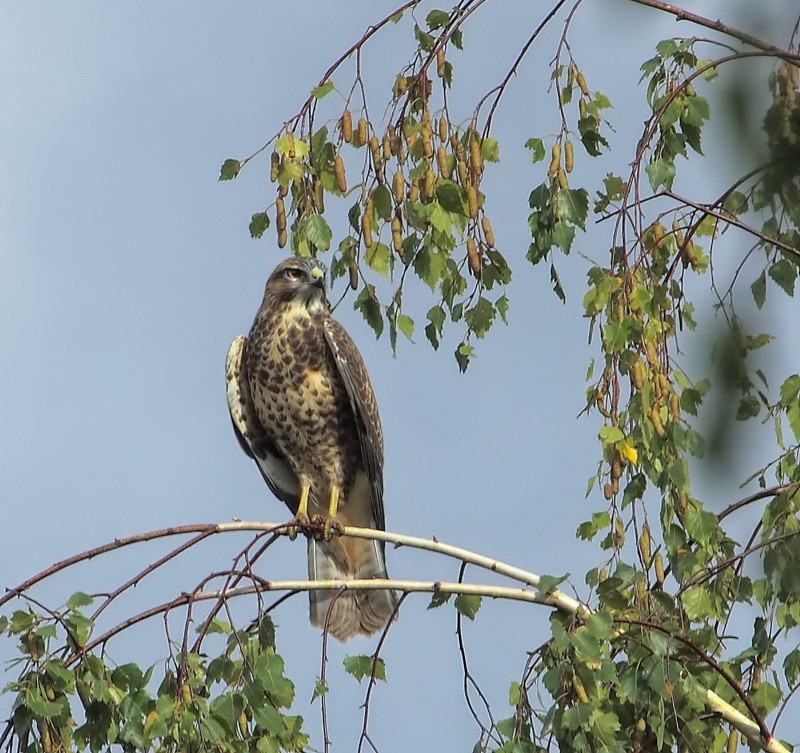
left=284, top=268, right=304, bottom=280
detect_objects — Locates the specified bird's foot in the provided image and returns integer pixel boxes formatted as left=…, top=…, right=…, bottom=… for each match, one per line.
left=310, top=514, right=343, bottom=542
left=287, top=512, right=311, bottom=540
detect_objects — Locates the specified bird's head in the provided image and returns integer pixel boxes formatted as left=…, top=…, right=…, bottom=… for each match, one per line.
left=264, top=256, right=329, bottom=315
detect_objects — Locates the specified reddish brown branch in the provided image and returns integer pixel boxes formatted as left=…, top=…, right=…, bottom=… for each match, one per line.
left=624, top=0, right=799, bottom=59
left=616, top=617, right=771, bottom=743
left=718, top=483, right=800, bottom=522
left=481, top=0, right=573, bottom=133
left=0, top=524, right=221, bottom=610
left=357, top=593, right=407, bottom=753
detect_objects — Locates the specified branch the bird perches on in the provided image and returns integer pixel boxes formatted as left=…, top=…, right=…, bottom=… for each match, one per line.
left=2, top=520, right=790, bottom=753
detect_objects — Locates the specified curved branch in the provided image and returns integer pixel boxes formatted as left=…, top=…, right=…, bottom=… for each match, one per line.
left=623, top=0, right=800, bottom=59
left=0, top=524, right=222, bottom=609
left=617, top=618, right=782, bottom=750
left=481, top=0, right=573, bottom=133
left=238, top=0, right=424, bottom=168
left=3, top=520, right=789, bottom=753
left=718, top=483, right=800, bottom=522
left=663, top=190, right=800, bottom=262
left=706, top=691, right=789, bottom=753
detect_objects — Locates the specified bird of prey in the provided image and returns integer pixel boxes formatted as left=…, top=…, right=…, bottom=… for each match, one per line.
left=225, top=256, right=397, bottom=641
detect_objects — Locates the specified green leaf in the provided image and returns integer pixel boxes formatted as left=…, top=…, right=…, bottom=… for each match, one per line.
left=252, top=703, right=284, bottom=735
left=210, top=693, right=243, bottom=734
left=311, top=125, right=329, bottom=158
left=428, top=591, right=451, bottom=609
left=454, top=594, right=482, bottom=620
left=736, top=395, right=761, bottom=420
left=343, top=655, right=386, bottom=683
left=525, top=137, right=546, bottom=163
left=311, top=81, right=334, bottom=99
left=682, top=585, right=713, bottom=620
left=397, top=314, right=414, bottom=340
left=256, top=653, right=295, bottom=707
left=779, top=374, right=800, bottom=405
left=555, top=188, right=589, bottom=230
left=656, top=39, right=679, bottom=58
left=481, top=137, right=500, bottom=162
left=414, top=245, right=446, bottom=290
left=645, top=158, right=675, bottom=191
left=496, top=295, right=509, bottom=324
left=204, top=617, right=232, bottom=634
left=552, top=221, right=575, bottom=254
left=723, top=190, right=748, bottom=215
left=584, top=611, right=613, bottom=640
left=425, top=305, right=445, bottom=349
left=788, top=402, right=800, bottom=442
left=769, top=259, right=797, bottom=296
left=306, top=213, right=332, bottom=250
left=428, top=202, right=452, bottom=233
left=562, top=702, right=594, bottom=731
left=276, top=135, right=309, bottom=159
left=354, top=285, right=383, bottom=337
left=464, top=297, right=496, bottom=338
left=425, top=9, right=449, bottom=29
left=371, top=184, right=393, bottom=220
left=602, top=320, right=630, bottom=352
left=455, top=342, right=474, bottom=372
left=682, top=95, right=710, bottom=127
left=65, top=613, right=93, bottom=647
left=257, top=615, right=276, bottom=650
left=576, top=511, right=611, bottom=541
left=67, top=592, right=94, bottom=609
left=219, top=158, right=241, bottom=181
left=26, top=691, right=63, bottom=718
left=684, top=506, right=718, bottom=546
left=599, top=426, right=625, bottom=445
left=436, top=180, right=465, bottom=214
left=311, top=677, right=328, bottom=702
left=571, top=627, right=601, bottom=662
left=751, top=270, right=767, bottom=309
left=538, top=573, right=568, bottom=594
left=365, top=242, right=390, bottom=279
left=414, top=25, right=435, bottom=52
left=249, top=212, right=270, bottom=239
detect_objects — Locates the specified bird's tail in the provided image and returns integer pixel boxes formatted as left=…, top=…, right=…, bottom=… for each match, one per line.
left=307, top=535, right=397, bottom=641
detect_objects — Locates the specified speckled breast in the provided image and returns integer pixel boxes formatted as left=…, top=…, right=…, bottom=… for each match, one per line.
left=246, top=309, right=360, bottom=495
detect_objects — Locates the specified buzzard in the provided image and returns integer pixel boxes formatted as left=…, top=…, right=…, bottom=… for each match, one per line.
left=225, top=256, right=397, bottom=641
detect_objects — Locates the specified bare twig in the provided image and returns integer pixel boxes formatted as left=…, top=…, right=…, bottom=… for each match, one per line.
left=357, top=593, right=407, bottom=753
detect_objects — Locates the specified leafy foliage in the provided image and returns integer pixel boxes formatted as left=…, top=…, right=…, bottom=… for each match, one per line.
left=6, top=2, right=800, bottom=753
left=1, top=604, right=307, bottom=753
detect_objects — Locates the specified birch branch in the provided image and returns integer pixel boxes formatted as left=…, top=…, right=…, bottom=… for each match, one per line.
left=4, top=519, right=790, bottom=752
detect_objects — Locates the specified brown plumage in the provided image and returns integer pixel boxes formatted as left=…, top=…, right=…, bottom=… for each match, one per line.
left=226, top=256, right=397, bottom=640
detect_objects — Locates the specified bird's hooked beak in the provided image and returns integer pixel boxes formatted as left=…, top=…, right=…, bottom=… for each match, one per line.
left=310, top=265, right=325, bottom=289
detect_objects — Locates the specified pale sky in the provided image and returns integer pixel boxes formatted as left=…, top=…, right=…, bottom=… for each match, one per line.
left=3, top=2, right=798, bottom=750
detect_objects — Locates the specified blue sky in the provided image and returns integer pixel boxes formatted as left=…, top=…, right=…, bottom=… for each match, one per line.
left=3, top=1, right=798, bottom=750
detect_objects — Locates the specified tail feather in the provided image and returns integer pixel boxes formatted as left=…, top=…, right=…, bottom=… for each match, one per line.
left=307, top=537, right=397, bottom=641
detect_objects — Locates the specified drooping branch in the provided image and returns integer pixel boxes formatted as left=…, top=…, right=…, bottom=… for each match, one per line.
left=624, top=0, right=800, bottom=59
left=3, top=520, right=791, bottom=753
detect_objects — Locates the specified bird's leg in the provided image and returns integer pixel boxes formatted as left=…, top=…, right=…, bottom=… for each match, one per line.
left=288, top=482, right=312, bottom=539
left=311, top=485, right=343, bottom=541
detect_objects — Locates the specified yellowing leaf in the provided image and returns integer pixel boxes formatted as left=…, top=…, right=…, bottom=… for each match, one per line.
left=618, top=439, right=638, bottom=464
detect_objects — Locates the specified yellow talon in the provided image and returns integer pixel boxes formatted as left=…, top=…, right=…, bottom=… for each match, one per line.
left=328, top=486, right=340, bottom=518
left=288, top=483, right=311, bottom=539
left=317, top=486, right=342, bottom=541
